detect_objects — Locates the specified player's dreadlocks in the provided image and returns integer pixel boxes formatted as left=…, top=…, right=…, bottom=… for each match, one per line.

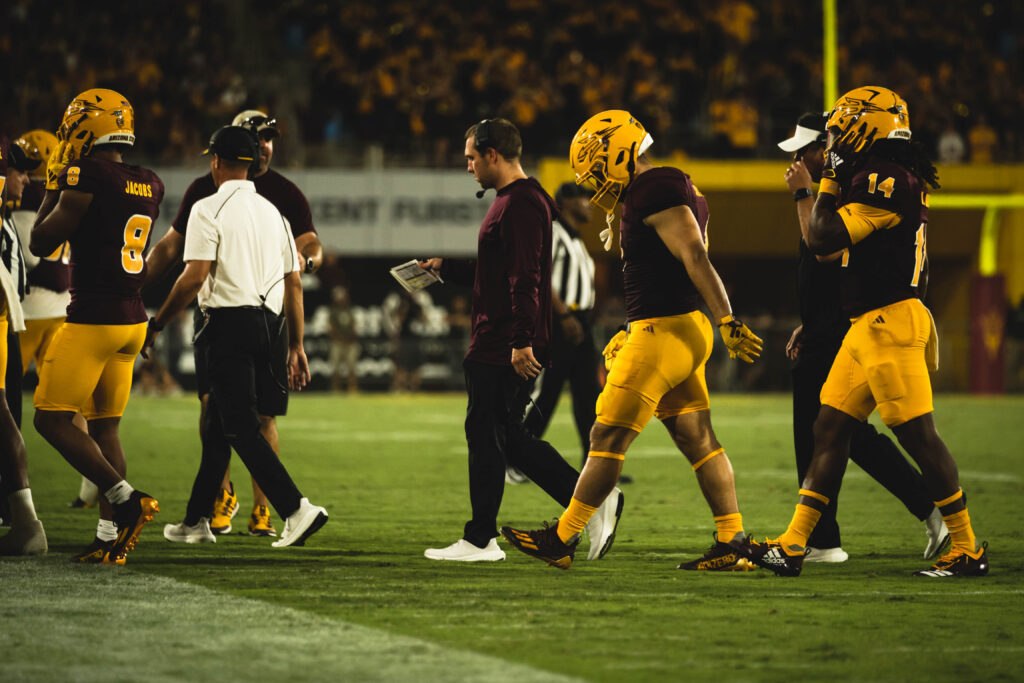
left=872, top=140, right=941, bottom=189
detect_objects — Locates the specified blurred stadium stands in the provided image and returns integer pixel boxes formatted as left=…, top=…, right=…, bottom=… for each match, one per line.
left=5, top=0, right=1023, bottom=393
left=3, top=0, right=1022, bottom=166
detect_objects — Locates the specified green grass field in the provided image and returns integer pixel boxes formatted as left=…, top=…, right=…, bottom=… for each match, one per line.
left=2, top=393, right=1023, bottom=682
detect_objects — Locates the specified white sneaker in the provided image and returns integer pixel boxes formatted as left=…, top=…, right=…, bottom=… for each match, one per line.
left=505, top=467, right=529, bottom=485
left=0, top=519, right=48, bottom=556
left=424, top=538, right=505, bottom=562
left=923, top=507, right=951, bottom=559
left=271, top=498, right=328, bottom=548
left=804, top=546, right=849, bottom=563
left=163, top=518, right=216, bottom=544
left=585, top=487, right=624, bottom=560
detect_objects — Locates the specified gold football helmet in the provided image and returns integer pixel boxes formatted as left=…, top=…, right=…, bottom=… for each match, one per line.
left=13, top=129, right=59, bottom=180
left=59, top=88, right=135, bottom=157
left=570, top=110, right=653, bottom=213
left=825, top=86, right=911, bottom=156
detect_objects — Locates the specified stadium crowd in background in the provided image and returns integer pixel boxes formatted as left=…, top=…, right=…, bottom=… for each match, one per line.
left=2, top=1, right=1022, bottom=164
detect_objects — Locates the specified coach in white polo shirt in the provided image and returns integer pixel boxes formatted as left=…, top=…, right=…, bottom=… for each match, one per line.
left=145, top=125, right=327, bottom=548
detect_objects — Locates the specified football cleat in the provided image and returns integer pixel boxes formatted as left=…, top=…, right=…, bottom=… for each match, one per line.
left=585, top=487, right=624, bottom=560
left=71, top=536, right=123, bottom=565
left=210, top=483, right=238, bottom=535
left=923, top=508, right=951, bottom=560
left=500, top=519, right=579, bottom=570
left=740, top=537, right=805, bottom=577
left=247, top=504, right=276, bottom=537
left=109, top=491, right=159, bottom=564
left=677, top=533, right=756, bottom=571
left=913, top=543, right=989, bottom=578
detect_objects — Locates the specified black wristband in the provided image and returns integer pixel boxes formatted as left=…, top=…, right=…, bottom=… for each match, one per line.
left=793, top=188, right=814, bottom=202
left=148, top=316, right=164, bottom=332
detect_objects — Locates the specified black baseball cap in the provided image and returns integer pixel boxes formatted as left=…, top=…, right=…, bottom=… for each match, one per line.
left=7, top=142, right=35, bottom=172
left=778, top=112, right=828, bottom=152
left=201, top=125, right=258, bottom=162
left=555, top=181, right=594, bottom=205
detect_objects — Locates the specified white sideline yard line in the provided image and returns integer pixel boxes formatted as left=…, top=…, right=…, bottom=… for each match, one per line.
left=0, top=560, right=582, bottom=683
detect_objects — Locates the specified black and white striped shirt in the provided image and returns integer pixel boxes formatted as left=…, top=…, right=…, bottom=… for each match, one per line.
left=551, top=219, right=595, bottom=311
left=1, top=213, right=27, bottom=302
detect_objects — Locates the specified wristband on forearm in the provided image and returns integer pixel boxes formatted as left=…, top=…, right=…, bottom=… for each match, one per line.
left=792, top=188, right=813, bottom=202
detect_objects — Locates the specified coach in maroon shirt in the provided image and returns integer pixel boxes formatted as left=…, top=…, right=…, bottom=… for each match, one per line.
left=419, top=118, right=582, bottom=561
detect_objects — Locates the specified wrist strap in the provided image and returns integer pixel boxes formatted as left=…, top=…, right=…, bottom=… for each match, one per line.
left=792, top=188, right=813, bottom=202
left=718, top=315, right=735, bottom=326
left=148, top=316, right=164, bottom=332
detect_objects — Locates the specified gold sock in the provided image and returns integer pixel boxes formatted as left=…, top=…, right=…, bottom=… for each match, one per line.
left=778, top=504, right=823, bottom=555
left=714, top=513, right=743, bottom=544
left=943, top=508, right=978, bottom=555
left=558, top=497, right=598, bottom=544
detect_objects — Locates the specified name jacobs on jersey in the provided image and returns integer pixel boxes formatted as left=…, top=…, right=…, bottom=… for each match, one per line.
left=124, top=179, right=154, bottom=198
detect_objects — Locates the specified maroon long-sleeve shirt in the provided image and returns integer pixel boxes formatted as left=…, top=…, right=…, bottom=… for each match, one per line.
left=441, top=177, right=553, bottom=366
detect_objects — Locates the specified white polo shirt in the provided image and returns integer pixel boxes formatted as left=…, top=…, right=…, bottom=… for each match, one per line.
left=183, top=179, right=299, bottom=315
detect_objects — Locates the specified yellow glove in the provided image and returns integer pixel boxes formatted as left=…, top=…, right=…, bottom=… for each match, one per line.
left=45, top=140, right=76, bottom=191
left=718, top=315, right=763, bottom=364
left=601, top=329, right=628, bottom=371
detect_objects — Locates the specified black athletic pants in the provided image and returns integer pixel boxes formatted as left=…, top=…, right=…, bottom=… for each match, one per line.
left=462, top=359, right=580, bottom=548
left=793, top=341, right=935, bottom=548
left=184, top=307, right=302, bottom=525
left=523, top=310, right=601, bottom=466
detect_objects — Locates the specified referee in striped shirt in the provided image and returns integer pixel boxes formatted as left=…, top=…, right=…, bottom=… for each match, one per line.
left=516, top=183, right=632, bottom=483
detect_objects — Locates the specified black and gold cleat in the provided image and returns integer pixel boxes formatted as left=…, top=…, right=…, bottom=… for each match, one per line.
left=740, top=536, right=804, bottom=577
left=500, top=519, right=579, bottom=570
left=71, top=536, right=124, bottom=565
left=677, top=533, right=756, bottom=571
left=913, top=542, right=989, bottom=577
left=109, top=491, right=159, bottom=564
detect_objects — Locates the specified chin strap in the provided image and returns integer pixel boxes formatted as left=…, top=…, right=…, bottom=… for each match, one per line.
left=599, top=212, right=616, bottom=252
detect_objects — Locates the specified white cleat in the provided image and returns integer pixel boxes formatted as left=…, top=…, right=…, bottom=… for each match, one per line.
left=804, top=546, right=849, bottom=563
left=272, top=498, right=328, bottom=548
left=424, top=538, right=505, bottom=562
left=163, top=517, right=216, bottom=544
left=585, top=487, right=624, bottom=560
left=923, top=507, right=951, bottom=560
left=504, top=467, right=529, bottom=485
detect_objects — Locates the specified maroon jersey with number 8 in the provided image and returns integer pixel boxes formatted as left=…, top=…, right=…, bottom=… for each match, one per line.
left=58, top=157, right=164, bottom=324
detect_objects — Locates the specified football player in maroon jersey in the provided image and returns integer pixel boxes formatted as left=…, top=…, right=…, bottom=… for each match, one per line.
left=502, top=110, right=763, bottom=570
left=743, top=87, right=987, bottom=578
left=31, top=89, right=162, bottom=564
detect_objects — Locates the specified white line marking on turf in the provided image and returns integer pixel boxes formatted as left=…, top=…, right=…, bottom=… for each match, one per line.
left=0, top=560, right=583, bottom=683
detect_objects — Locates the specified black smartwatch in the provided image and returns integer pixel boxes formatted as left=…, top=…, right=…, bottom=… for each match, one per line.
left=793, top=188, right=814, bottom=202
left=148, top=316, right=164, bottom=332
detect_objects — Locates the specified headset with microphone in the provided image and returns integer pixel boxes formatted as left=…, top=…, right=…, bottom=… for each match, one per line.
left=474, top=118, right=493, bottom=199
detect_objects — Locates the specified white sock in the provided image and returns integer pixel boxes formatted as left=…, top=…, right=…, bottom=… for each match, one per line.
left=104, top=480, right=134, bottom=505
left=79, top=476, right=100, bottom=505
left=96, top=519, right=118, bottom=542
left=9, top=488, right=39, bottom=524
